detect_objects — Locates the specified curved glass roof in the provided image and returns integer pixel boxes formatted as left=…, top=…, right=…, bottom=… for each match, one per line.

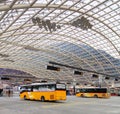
left=0, top=0, right=120, bottom=84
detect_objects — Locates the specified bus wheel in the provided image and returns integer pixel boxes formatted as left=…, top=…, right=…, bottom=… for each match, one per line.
left=41, top=96, right=45, bottom=102
left=81, top=94, right=84, bottom=97
left=94, top=95, right=98, bottom=98
left=24, top=96, right=27, bottom=100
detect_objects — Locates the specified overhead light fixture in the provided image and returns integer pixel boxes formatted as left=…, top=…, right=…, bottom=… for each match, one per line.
left=2, top=74, right=35, bottom=79
left=46, top=19, right=52, bottom=32
left=40, top=80, right=48, bottom=83
left=74, top=70, right=83, bottom=75
left=3, top=59, right=14, bottom=62
left=115, top=78, right=118, bottom=81
left=71, top=16, right=93, bottom=30
left=51, top=22, right=56, bottom=31
left=76, top=83, right=80, bottom=85
left=36, top=17, right=41, bottom=23
left=32, top=17, right=37, bottom=25
left=67, top=82, right=71, bottom=84
left=24, top=79, right=32, bottom=82
left=57, top=25, right=61, bottom=29
left=0, top=53, right=9, bottom=57
left=105, top=76, right=110, bottom=80
left=92, top=74, right=98, bottom=78
left=0, top=76, right=10, bottom=80
left=46, top=65, right=60, bottom=71
left=32, top=17, right=61, bottom=32
left=0, top=0, right=7, bottom=3
left=24, top=45, right=39, bottom=52
left=42, top=20, right=48, bottom=31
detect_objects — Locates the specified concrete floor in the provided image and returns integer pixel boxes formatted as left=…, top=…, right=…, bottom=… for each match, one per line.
left=0, top=96, right=120, bottom=114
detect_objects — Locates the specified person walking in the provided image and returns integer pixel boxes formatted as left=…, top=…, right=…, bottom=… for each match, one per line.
left=8, top=89, right=11, bottom=97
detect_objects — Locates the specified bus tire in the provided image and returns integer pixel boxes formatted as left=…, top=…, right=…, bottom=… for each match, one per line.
left=24, top=95, right=27, bottom=100
left=81, top=94, right=84, bottom=97
left=94, top=95, right=98, bottom=98
left=41, top=96, right=45, bottom=102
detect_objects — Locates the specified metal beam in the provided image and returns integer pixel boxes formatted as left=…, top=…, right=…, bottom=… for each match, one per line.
left=49, top=61, right=117, bottom=77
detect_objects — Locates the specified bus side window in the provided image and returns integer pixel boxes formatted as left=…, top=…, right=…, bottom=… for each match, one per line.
left=38, top=86, right=43, bottom=91
left=48, top=85, right=55, bottom=91
left=39, top=85, right=46, bottom=91
left=28, top=87, right=31, bottom=92
left=76, top=89, right=80, bottom=93
left=33, top=86, right=39, bottom=91
left=46, top=85, right=50, bottom=91
left=20, top=86, right=27, bottom=92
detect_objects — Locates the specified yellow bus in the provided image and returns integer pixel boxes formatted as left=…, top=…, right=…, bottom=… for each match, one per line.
left=76, top=88, right=111, bottom=98
left=19, top=82, right=66, bottom=101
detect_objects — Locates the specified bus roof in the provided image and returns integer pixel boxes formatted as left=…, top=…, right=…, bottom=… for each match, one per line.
left=20, top=82, right=64, bottom=87
left=31, top=82, right=57, bottom=85
left=77, top=87, right=108, bottom=89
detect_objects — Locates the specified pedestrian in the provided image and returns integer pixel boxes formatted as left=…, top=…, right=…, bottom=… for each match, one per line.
left=8, top=89, right=11, bottom=97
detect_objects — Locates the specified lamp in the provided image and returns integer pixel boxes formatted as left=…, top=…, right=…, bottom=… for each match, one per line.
left=105, top=76, right=110, bottom=80
left=3, top=59, right=14, bottom=62
left=46, top=19, right=52, bottom=32
left=71, top=16, right=93, bottom=30
left=32, top=17, right=37, bottom=25
left=115, top=78, right=118, bottom=81
left=36, top=17, right=41, bottom=23
left=51, top=22, right=56, bottom=31
left=32, top=17, right=61, bottom=32
left=42, top=20, right=48, bottom=31
left=46, top=65, right=60, bottom=71
left=74, top=70, right=83, bottom=75
left=24, top=45, right=39, bottom=52
left=1, top=77, right=10, bottom=80
left=92, top=74, right=98, bottom=78
left=57, top=25, right=61, bottom=29
left=0, top=53, right=9, bottom=57
left=0, top=0, right=7, bottom=3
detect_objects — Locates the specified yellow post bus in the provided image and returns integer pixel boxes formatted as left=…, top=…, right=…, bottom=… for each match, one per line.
left=19, top=82, right=66, bottom=101
left=76, top=88, right=111, bottom=98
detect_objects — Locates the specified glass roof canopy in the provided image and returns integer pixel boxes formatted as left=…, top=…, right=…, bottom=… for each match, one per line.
left=0, top=0, right=120, bottom=84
